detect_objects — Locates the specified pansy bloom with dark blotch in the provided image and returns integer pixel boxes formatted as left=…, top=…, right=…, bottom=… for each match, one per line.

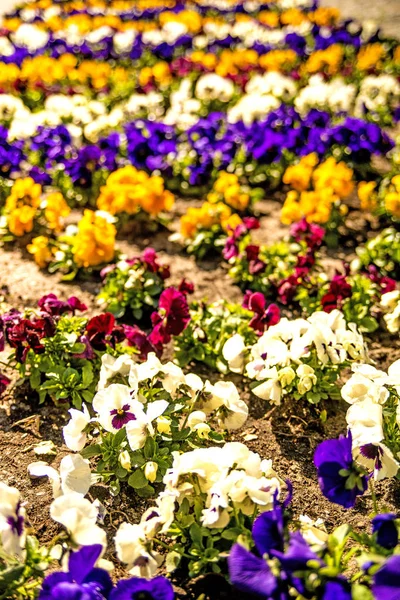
left=314, top=431, right=368, bottom=508
left=149, top=287, right=190, bottom=346
left=109, top=575, right=175, bottom=600
left=140, top=247, right=171, bottom=280
left=372, top=513, right=399, bottom=550
left=243, top=291, right=280, bottom=333
left=245, top=245, right=266, bottom=275
left=372, top=555, right=400, bottom=600
left=0, top=372, right=10, bottom=397
left=37, top=293, right=87, bottom=317
left=6, top=317, right=56, bottom=363
left=290, top=218, right=325, bottom=251
left=85, top=313, right=125, bottom=351
left=124, top=324, right=162, bottom=360
left=39, top=544, right=112, bottom=600
left=321, top=274, right=352, bottom=313
left=229, top=485, right=325, bottom=599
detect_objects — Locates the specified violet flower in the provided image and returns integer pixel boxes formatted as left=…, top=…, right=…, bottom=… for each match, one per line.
left=314, top=431, right=368, bottom=508
left=372, top=555, right=400, bottom=600
left=39, top=545, right=112, bottom=600
left=109, top=576, right=175, bottom=600
left=372, top=514, right=398, bottom=550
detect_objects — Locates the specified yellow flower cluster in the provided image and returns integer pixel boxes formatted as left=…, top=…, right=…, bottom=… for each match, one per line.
left=304, top=45, right=344, bottom=76
left=43, top=192, right=71, bottom=233
left=191, top=48, right=298, bottom=75
left=5, top=178, right=42, bottom=237
left=180, top=202, right=242, bottom=240
left=138, top=61, right=172, bottom=88
left=357, top=44, right=385, bottom=71
left=96, top=166, right=174, bottom=217
left=207, top=172, right=250, bottom=211
left=4, top=179, right=70, bottom=238
left=358, top=181, right=378, bottom=212
left=381, top=175, right=400, bottom=218
left=27, top=236, right=53, bottom=268
left=281, top=156, right=354, bottom=224
left=0, top=55, right=128, bottom=92
left=72, top=210, right=116, bottom=268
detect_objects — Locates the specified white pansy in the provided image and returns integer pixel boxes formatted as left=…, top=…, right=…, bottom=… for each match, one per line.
left=355, top=444, right=399, bottom=481
left=98, top=353, right=138, bottom=391
left=12, top=24, right=49, bottom=51
left=63, top=405, right=91, bottom=451
left=92, top=383, right=144, bottom=433
left=222, top=334, right=246, bottom=373
left=126, top=400, right=169, bottom=451
left=341, top=374, right=389, bottom=406
left=115, top=522, right=160, bottom=578
left=50, top=493, right=106, bottom=548
left=346, top=399, right=384, bottom=447
left=0, top=482, right=25, bottom=556
left=195, top=74, right=235, bottom=102
left=228, top=94, right=280, bottom=125
left=299, top=515, right=328, bottom=549
left=28, top=454, right=92, bottom=498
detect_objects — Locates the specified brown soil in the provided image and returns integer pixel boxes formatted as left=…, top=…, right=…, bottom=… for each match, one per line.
left=1, top=193, right=400, bottom=599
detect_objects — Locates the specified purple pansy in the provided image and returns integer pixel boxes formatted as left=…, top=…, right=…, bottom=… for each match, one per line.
left=372, top=514, right=399, bottom=550
left=314, top=431, right=368, bottom=508
left=39, top=545, right=112, bottom=600
left=109, top=576, right=175, bottom=600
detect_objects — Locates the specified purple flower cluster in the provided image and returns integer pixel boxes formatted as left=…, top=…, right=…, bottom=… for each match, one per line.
left=39, top=544, right=174, bottom=600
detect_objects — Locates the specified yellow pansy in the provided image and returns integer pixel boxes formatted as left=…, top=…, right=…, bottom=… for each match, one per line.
left=312, top=158, right=354, bottom=199
left=358, top=181, right=377, bottom=212
left=27, top=236, right=53, bottom=268
left=283, top=154, right=318, bottom=192
left=72, top=210, right=116, bottom=268
left=305, top=45, right=343, bottom=76
left=7, top=206, right=37, bottom=237
left=357, top=44, right=385, bottom=71
left=43, top=192, right=71, bottom=233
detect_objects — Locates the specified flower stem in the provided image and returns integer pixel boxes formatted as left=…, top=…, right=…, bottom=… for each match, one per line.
left=369, top=478, right=379, bottom=515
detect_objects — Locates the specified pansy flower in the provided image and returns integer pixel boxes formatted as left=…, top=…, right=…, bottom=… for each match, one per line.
left=243, top=291, right=280, bottom=333
left=149, top=287, right=190, bottom=346
left=314, top=431, right=368, bottom=508
left=85, top=313, right=125, bottom=351
left=39, top=544, right=112, bottom=600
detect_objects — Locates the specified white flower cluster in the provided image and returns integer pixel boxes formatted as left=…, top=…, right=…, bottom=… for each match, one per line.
left=63, top=352, right=248, bottom=456
left=380, top=290, right=400, bottom=333
left=116, top=442, right=281, bottom=576
left=355, top=75, right=400, bottom=117
left=343, top=361, right=400, bottom=480
left=294, top=75, right=357, bottom=115
left=223, top=310, right=367, bottom=404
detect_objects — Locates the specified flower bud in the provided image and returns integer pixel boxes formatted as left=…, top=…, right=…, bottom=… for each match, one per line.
left=144, top=461, right=158, bottom=483
left=156, top=416, right=171, bottom=435
left=119, top=450, right=131, bottom=471
left=187, top=410, right=207, bottom=429
left=278, top=366, right=296, bottom=388
left=193, top=423, right=211, bottom=439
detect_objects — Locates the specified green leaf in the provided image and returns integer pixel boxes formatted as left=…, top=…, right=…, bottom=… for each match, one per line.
left=128, top=469, right=148, bottom=489
left=81, top=444, right=102, bottom=459
left=352, top=584, right=374, bottom=600
left=189, top=522, right=204, bottom=546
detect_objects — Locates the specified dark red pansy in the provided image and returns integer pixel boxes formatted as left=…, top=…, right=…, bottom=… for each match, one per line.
left=85, top=313, right=125, bottom=350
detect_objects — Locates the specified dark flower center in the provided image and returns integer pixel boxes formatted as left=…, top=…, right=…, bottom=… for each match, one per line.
left=110, top=404, right=136, bottom=429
